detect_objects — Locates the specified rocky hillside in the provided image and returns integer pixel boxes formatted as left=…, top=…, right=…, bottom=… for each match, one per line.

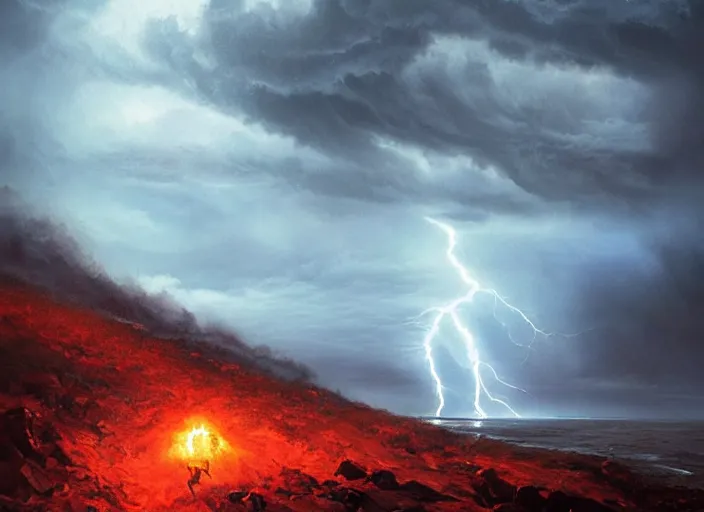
left=1, top=281, right=703, bottom=511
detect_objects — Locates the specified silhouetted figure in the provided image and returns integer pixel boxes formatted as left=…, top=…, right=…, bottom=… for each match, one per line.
left=186, top=461, right=211, bottom=497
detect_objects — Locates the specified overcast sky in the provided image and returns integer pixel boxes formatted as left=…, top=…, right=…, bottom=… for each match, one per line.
left=2, top=0, right=703, bottom=419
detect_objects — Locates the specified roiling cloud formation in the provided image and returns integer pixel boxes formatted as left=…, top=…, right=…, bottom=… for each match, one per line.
left=1, top=0, right=703, bottom=416
left=147, top=0, right=704, bottom=208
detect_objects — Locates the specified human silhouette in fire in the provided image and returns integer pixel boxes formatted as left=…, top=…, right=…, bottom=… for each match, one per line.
left=186, top=460, right=211, bottom=497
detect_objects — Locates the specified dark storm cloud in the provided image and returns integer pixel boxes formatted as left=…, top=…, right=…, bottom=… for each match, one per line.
left=0, top=0, right=76, bottom=55
left=4, top=0, right=704, bottom=418
left=135, top=0, right=703, bottom=414
left=139, top=0, right=703, bottom=211
left=572, top=209, right=704, bottom=390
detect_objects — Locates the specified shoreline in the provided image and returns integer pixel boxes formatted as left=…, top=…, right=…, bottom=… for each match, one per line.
left=429, top=418, right=704, bottom=490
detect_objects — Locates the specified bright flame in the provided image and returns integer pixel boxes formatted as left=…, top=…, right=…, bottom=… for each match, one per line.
left=169, top=422, right=230, bottom=463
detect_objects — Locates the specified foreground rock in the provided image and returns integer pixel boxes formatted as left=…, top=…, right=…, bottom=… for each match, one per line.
left=0, top=407, right=123, bottom=511
left=368, top=470, right=399, bottom=490
left=0, top=283, right=703, bottom=511
left=334, top=460, right=368, bottom=481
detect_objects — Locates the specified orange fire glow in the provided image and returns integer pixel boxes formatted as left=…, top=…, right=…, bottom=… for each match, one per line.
left=169, top=421, right=230, bottom=464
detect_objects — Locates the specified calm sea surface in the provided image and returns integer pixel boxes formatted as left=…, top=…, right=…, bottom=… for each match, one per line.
left=433, top=418, right=704, bottom=488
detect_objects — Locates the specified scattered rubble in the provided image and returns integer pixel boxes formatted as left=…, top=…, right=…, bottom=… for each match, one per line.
left=1, top=284, right=703, bottom=511
left=368, top=469, right=399, bottom=490
left=334, top=459, right=368, bottom=481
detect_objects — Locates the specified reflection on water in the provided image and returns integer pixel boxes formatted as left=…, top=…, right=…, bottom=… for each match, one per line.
left=429, top=418, right=704, bottom=488
left=426, top=418, right=483, bottom=428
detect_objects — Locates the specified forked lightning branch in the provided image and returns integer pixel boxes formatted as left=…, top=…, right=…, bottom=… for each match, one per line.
left=421, top=217, right=558, bottom=419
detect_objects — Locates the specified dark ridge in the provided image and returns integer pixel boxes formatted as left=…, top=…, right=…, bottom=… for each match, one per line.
left=0, top=186, right=314, bottom=382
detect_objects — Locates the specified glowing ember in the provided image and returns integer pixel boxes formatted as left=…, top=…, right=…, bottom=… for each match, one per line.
left=169, top=422, right=230, bottom=464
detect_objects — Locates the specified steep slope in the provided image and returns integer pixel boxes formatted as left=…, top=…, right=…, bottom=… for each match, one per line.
left=0, top=281, right=703, bottom=511
left=0, top=189, right=312, bottom=384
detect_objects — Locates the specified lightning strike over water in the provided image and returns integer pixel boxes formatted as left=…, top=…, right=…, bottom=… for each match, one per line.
left=422, top=217, right=556, bottom=419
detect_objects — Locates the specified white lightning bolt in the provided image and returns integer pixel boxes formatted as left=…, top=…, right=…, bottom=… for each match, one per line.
left=421, top=217, right=554, bottom=419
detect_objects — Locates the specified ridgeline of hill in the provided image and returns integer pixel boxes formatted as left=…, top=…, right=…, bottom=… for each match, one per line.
left=0, top=281, right=703, bottom=511
left=0, top=192, right=702, bottom=511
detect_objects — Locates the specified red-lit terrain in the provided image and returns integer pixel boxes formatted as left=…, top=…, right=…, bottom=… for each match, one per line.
left=1, top=282, right=703, bottom=512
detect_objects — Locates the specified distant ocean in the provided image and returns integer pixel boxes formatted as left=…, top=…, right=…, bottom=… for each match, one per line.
left=433, top=418, right=704, bottom=488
